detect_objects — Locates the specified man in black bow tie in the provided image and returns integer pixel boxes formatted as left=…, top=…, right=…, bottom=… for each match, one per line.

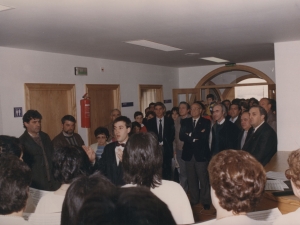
left=85, top=116, right=131, bottom=186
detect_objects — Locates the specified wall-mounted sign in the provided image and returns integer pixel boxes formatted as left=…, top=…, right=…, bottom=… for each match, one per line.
left=122, top=102, right=134, bottom=107
left=14, top=107, right=23, bottom=117
left=164, top=99, right=172, bottom=104
left=75, top=67, right=87, bottom=76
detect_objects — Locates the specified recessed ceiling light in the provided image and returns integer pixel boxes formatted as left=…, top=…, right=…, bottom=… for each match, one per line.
left=0, top=4, right=14, bottom=12
left=185, top=53, right=200, bottom=56
left=200, top=57, right=229, bottom=63
left=125, top=40, right=182, bottom=52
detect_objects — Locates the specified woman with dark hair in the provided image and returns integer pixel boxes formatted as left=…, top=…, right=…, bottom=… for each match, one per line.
left=90, top=126, right=109, bottom=159
left=274, top=149, right=300, bottom=225
left=208, top=150, right=267, bottom=225
left=130, top=121, right=141, bottom=135
left=122, top=132, right=194, bottom=225
left=77, top=186, right=176, bottom=225
left=0, top=135, right=23, bottom=159
left=145, top=111, right=155, bottom=120
left=35, top=146, right=92, bottom=213
left=171, top=107, right=179, bottom=121
left=61, top=172, right=115, bottom=225
left=0, top=154, right=31, bottom=225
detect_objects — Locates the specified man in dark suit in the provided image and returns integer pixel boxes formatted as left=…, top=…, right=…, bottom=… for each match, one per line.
left=180, top=102, right=211, bottom=209
left=52, top=115, right=84, bottom=150
left=229, top=103, right=242, bottom=131
left=19, top=110, right=59, bottom=191
left=146, top=102, right=175, bottom=180
left=96, top=116, right=131, bottom=186
left=237, top=111, right=253, bottom=149
left=211, top=104, right=240, bottom=156
left=243, top=106, right=277, bottom=166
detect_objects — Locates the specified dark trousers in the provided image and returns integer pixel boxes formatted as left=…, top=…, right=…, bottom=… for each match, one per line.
left=185, top=157, right=211, bottom=205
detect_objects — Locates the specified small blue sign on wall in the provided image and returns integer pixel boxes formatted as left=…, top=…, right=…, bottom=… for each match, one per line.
left=164, top=99, right=172, bottom=104
left=122, top=102, right=134, bottom=107
left=14, top=107, right=23, bottom=117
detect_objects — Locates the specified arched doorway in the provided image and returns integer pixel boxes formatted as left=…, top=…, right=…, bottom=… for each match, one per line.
left=172, top=64, right=275, bottom=106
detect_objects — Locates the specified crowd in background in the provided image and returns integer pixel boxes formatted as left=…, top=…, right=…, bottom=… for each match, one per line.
left=1, top=94, right=299, bottom=225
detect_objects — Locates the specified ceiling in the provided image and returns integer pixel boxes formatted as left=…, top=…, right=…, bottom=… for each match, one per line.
left=0, top=0, right=300, bottom=68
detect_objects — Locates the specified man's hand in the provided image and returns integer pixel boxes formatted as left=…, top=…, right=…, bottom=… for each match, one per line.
left=82, top=145, right=96, bottom=164
left=116, top=149, right=123, bottom=162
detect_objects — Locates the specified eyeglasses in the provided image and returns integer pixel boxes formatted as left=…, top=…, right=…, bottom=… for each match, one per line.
left=285, top=169, right=292, bottom=180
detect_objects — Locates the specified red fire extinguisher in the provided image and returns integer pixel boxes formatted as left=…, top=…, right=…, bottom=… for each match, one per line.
left=80, top=93, right=91, bottom=128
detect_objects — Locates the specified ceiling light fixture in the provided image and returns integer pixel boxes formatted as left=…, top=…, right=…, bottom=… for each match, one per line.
left=0, top=4, right=14, bottom=12
left=125, top=40, right=182, bottom=52
left=200, top=57, right=229, bottom=63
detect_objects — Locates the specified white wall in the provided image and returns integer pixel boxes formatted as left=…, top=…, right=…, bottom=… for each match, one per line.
left=0, top=47, right=178, bottom=143
left=178, top=61, right=276, bottom=88
left=275, top=41, right=300, bottom=151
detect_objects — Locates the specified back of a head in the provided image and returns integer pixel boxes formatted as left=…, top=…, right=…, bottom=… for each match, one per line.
left=76, top=187, right=176, bottom=225
left=53, top=146, right=92, bottom=184
left=116, top=187, right=176, bottom=225
left=208, top=150, right=266, bottom=214
left=61, top=172, right=115, bottom=225
left=287, top=149, right=300, bottom=189
left=122, top=132, right=162, bottom=188
left=0, top=135, right=23, bottom=158
left=0, top=154, right=31, bottom=215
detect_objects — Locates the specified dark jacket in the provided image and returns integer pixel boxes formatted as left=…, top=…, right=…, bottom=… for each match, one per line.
left=52, top=131, right=84, bottom=150
left=232, top=116, right=242, bottom=131
left=236, top=127, right=254, bottom=150
left=19, top=131, right=60, bottom=191
left=146, top=116, right=175, bottom=159
left=179, top=117, right=211, bottom=162
left=211, top=119, right=240, bottom=156
left=95, top=142, right=124, bottom=186
left=242, top=122, right=277, bottom=166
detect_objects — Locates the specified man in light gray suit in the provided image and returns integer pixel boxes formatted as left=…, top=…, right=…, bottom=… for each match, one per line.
left=173, top=101, right=191, bottom=192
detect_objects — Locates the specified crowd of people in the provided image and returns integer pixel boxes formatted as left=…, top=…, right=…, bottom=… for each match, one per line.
left=0, top=94, right=299, bottom=225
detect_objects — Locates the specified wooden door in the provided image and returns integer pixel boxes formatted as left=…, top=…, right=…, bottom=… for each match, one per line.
left=25, top=83, right=76, bottom=140
left=86, top=84, right=120, bottom=145
left=172, top=88, right=201, bottom=106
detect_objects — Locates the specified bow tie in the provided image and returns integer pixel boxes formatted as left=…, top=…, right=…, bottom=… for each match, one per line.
left=116, top=143, right=126, bottom=147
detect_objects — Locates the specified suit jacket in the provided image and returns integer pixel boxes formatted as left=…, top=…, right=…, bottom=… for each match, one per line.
left=19, top=131, right=60, bottom=191
left=146, top=116, right=175, bottom=159
left=267, top=111, right=277, bottom=132
left=232, top=116, right=242, bottom=131
left=52, top=131, right=84, bottom=150
left=242, top=122, right=277, bottom=166
left=95, top=142, right=124, bottom=186
left=211, top=119, right=240, bottom=156
left=236, top=127, right=254, bottom=150
left=179, top=117, right=211, bottom=162
left=173, top=115, right=191, bottom=152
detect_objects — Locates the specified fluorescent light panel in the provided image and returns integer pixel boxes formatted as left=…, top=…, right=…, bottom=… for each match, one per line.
left=125, top=40, right=182, bottom=52
left=0, top=4, right=13, bottom=12
left=200, top=57, right=229, bottom=63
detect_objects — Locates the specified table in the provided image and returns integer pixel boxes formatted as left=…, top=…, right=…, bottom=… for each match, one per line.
left=257, top=151, right=300, bottom=214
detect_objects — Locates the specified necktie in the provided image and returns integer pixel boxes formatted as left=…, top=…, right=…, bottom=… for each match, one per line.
left=193, top=120, right=196, bottom=128
left=158, top=119, right=163, bottom=142
left=241, top=131, right=248, bottom=149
